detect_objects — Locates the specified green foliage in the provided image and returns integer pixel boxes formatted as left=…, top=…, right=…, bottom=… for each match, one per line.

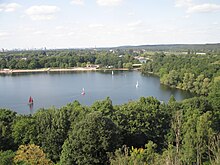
left=12, top=116, right=37, bottom=145
left=161, top=70, right=179, bottom=88
left=91, top=97, right=114, bottom=117
left=33, top=108, right=70, bottom=162
left=181, top=110, right=213, bottom=164
left=208, top=80, right=220, bottom=132
left=141, top=53, right=220, bottom=95
left=113, top=97, right=171, bottom=150
left=60, top=112, right=122, bottom=165
left=0, top=150, right=15, bottom=165
left=110, top=141, right=158, bottom=165
left=0, top=49, right=138, bottom=70
left=123, top=62, right=133, bottom=70
left=209, top=80, right=220, bottom=110
left=0, top=109, right=17, bottom=151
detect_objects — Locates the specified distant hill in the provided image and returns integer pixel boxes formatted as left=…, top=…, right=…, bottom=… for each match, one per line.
left=109, top=43, right=220, bottom=52
left=1, top=43, right=220, bottom=53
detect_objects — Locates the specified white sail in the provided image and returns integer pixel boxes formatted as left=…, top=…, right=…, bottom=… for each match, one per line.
left=136, top=81, right=139, bottom=88
left=81, top=88, right=85, bottom=95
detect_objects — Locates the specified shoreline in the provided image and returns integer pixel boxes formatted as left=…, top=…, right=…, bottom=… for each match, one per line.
left=0, top=67, right=137, bottom=74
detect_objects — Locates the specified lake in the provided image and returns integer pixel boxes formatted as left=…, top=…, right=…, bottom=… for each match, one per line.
left=0, top=70, right=193, bottom=114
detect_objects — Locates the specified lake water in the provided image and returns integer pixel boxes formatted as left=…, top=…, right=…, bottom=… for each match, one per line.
left=0, top=71, right=193, bottom=114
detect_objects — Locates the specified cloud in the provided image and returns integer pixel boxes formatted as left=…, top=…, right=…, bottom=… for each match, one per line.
left=128, top=20, right=142, bottom=27
left=128, top=11, right=135, bottom=16
left=88, top=24, right=104, bottom=28
left=187, top=3, right=220, bottom=13
left=33, top=31, right=45, bottom=35
left=0, top=3, right=21, bottom=12
left=71, top=0, right=84, bottom=5
left=25, top=5, right=60, bottom=20
left=175, top=0, right=192, bottom=8
left=0, top=32, right=9, bottom=37
left=175, top=0, right=220, bottom=13
left=96, top=0, right=123, bottom=6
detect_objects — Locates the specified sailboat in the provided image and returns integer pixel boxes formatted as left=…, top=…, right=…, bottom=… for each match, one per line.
left=112, top=70, right=114, bottom=75
left=136, top=81, right=139, bottom=88
left=81, top=88, right=85, bottom=95
left=28, top=96, right=34, bottom=105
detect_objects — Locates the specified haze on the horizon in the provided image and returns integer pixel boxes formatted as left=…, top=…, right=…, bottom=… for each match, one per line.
left=0, top=0, right=220, bottom=49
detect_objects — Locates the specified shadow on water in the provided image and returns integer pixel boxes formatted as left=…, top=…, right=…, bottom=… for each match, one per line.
left=28, top=103, right=34, bottom=115
left=160, top=84, right=195, bottom=101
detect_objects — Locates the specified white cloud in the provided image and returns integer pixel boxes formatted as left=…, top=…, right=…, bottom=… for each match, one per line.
left=96, top=0, right=123, bottom=6
left=33, top=31, right=45, bottom=35
left=88, top=24, right=104, bottom=28
left=128, top=20, right=142, bottom=27
left=25, top=5, right=60, bottom=20
left=175, top=0, right=192, bottom=8
left=128, top=11, right=135, bottom=16
left=71, top=0, right=84, bottom=5
left=56, top=26, right=68, bottom=30
left=187, top=3, right=220, bottom=13
left=175, top=0, right=220, bottom=14
left=0, top=32, right=9, bottom=37
left=0, top=3, right=21, bottom=12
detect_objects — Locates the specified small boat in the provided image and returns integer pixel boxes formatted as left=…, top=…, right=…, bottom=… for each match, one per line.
left=81, top=88, right=85, bottom=95
left=112, top=70, right=114, bottom=75
left=28, top=96, right=34, bottom=105
left=136, top=81, right=139, bottom=88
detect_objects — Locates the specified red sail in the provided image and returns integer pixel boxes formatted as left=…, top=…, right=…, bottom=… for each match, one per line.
left=29, top=96, right=33, bottom=103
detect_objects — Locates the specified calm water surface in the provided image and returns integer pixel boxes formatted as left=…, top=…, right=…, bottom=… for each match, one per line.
left=0, top=71, right=193, bottom=114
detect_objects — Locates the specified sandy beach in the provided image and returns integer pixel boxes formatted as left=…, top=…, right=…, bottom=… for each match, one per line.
left=0, top=67, right=98, bottom=74
left=0, top=67, right=133, bottom=74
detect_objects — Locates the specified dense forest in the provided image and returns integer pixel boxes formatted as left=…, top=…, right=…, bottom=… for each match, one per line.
left=0, top=45, right=220, bottom=164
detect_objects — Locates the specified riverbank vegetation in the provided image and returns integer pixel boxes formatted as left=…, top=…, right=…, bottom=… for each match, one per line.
left=141, top=52, right=220, bottom=96
left=0, top=49, right=138, bottom=70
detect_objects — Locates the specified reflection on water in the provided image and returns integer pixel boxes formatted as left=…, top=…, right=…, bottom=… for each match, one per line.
left=0, top=71, right=194, bottom=114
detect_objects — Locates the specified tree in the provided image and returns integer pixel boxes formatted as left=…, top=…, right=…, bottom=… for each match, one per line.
left=208, top=80, right=220, bottom=110
left=181, top=110, right=213, bottom=164
left=91, top=97, right=114, bottom=117
left=0, top=58, right=7, bottom=69
left=13, top=144, right=53, bottom=165
left=208, top=80, right=220, bottom=132
left=193, top=74, right=204, bottom=94
left=0, top=150, right=15, bottom=165
left=123, top=62, right=133, bottom=70
left=201, top=78, right=210, bottom=95
left=33, top=108, right=70, bottom=162
left=0, top=109, right=17, bottom=151
left=182, top=73, right=195, bottom=92
left=110, top=141, right=158, bottom=165
left=161, top=70, right=179, bottom=88
left=60, top=112, right=122, bottom=165
left=12, top=116, right=37, bottom=146
left=114, top=97, right=171, bottom=150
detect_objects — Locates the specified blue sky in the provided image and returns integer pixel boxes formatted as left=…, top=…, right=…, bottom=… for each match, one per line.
left=0, top=0, right=220, bottom=49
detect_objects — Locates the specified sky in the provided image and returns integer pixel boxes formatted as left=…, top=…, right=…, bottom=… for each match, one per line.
left=0, top=0, right=220, bottom=49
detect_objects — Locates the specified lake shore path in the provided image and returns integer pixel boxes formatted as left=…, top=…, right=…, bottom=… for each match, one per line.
left=0, top=67, right=137, bottom=74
